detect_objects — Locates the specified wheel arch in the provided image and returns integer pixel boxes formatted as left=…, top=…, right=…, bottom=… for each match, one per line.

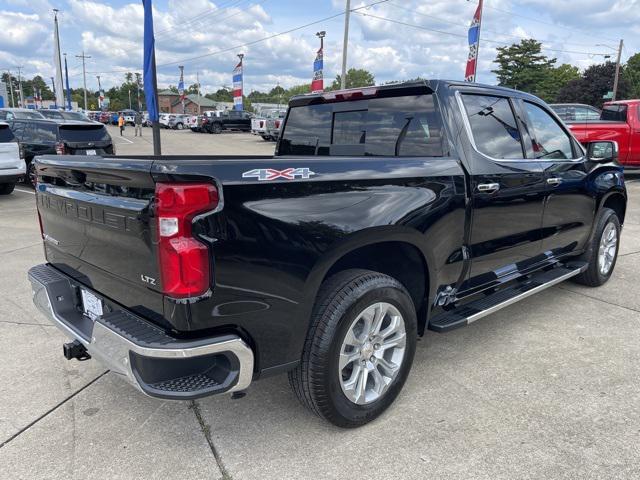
left=600, top=190, right=626, bottom=225
left=302, top=228, right=435, bottom=337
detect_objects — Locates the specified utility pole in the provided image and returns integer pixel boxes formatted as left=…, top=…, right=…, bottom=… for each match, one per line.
left=178, top=65, right=185, bottom=113
left=16, top=66, right=24, bottom=107
left=128, top=89, right=132, bottom=110
left=7, top=71, right=15, bottom=108
left=613, top=39, right=624, bottom=101
left=340, top=0, right=351, bottom=90
left=76, top=51, right=91, bottom=110
left=196, top=71, right=201, bottom=113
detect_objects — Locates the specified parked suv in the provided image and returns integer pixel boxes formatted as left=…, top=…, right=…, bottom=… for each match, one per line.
left=0, top=122, right=25, bottom=195
left=8, top=119, right=114, bottom=187
left=167, top=114, right=189, bottom=130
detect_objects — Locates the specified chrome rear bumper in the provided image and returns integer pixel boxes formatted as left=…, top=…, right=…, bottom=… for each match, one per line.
left=28, top=264, right=254, bottom=399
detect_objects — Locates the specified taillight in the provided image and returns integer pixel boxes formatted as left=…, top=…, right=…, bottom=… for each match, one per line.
left=155, top=182, right=219, bottom=299
left=275, top=120, right=281, bottom=128
left=260, top=120, right=264, bottom=128
left=55, top=142, right=67, bottom=155
left=322, top=87, right=377, bottom=101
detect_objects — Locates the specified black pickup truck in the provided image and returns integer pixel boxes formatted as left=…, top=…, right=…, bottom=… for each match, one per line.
left=28, top=81, right=625, bottom=427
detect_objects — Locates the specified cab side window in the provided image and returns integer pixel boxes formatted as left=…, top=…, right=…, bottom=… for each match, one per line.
left=523, top=102, right=576, bottom=160
left=461, top=94, right=524, bottom=159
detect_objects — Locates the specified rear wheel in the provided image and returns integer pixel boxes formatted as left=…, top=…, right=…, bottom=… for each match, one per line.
left=573, top=207, right=620, bottom=287
left=212, top=123, right=222, bottom=134
left=0, top=183, right=15, bottom=195
left=26, top=161, right=36, bottom=189
left=289, top=269, right=417, bottom=428
left=261, top=135, right=270, bottom=141
left=176, top=122, right=184, bottom=130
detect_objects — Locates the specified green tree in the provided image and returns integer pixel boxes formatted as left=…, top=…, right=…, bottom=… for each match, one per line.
left=538, top=64, right=580, bottom=102
left=492, top=39, right=556, bottom=97
left=557, top=62, right=631, bottom=107
left=329, top=68, right=375, bottom=90
left=623, top=52, right=640, bottom=99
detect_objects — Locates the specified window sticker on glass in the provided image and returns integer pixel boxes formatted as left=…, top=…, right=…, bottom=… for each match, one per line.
left=419, top=119, right=431, bottom=139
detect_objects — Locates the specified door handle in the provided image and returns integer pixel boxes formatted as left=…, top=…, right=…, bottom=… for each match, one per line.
left=477, top=183, right=500, bottom=193
left=547, top=177, right=562, bottom=186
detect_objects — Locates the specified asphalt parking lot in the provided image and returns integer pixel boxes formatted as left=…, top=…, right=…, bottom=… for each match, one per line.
left=1, top=131, right=640, bottom=479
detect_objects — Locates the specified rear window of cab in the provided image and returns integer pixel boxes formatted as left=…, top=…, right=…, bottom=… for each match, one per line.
left=0, top=124, right=15, bottom=143
left=279, top=94, right=444, bottom=157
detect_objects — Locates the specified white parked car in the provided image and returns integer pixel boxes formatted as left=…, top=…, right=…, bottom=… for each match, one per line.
left=0, top=122, right=25, bottom=195
left=159, top=113, right=171, bottom=128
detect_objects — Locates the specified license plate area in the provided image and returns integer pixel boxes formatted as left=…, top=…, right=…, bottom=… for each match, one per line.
left=81, top=288, right=103, bottom=320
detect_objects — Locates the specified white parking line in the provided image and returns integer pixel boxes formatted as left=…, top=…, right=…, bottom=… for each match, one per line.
left=114, top=136, right=134, bottom=144
left=14, top=188, right=35, bottom=195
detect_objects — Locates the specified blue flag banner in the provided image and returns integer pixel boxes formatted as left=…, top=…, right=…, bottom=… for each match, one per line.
left=142, top=0, right=159, bottom=122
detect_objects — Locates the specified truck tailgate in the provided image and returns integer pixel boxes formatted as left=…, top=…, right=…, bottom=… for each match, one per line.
left=35, top=155, right=165, bottom=322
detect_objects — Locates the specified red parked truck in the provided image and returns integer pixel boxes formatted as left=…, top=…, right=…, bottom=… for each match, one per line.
left=568, top=100, right=640, bottom=168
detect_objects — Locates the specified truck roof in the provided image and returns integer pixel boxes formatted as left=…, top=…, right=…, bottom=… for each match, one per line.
left=289, top=79, right=544, bottom=107
left=604, top=99, right=640, bottom=106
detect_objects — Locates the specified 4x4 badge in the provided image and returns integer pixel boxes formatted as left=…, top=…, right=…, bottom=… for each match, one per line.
left=242, top=168, right=315, bottom=181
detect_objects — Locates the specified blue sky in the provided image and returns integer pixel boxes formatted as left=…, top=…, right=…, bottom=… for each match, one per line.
left=0, top=0, right=638, bottom=94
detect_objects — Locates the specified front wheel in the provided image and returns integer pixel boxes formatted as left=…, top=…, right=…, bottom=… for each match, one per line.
left=573, top=207, right=621, bottom=287
left=212, top=124, right=222, bottom=134
left=289, top=269, right=417, bottom=428
left=176, top=123, right=184, bottom=130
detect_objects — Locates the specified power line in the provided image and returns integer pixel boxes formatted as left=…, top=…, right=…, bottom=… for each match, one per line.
left=155, top=0, right=252, bottom=38
left=354, top=11, right=612, bottom=57
left=388, top=1, right=601, bottom=49
left=156, top=0, right=269, bottom=41
left=156, top=0, right=392, bottom=67
left=481, top=1, right=620, bottom=44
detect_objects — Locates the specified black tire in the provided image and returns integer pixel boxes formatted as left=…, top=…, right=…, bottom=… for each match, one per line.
left=573, top=207, right=620, bottom=287
left=289, top=269, right=417, bottom=428
left=212, top=123, right=222, bottom=134
left=26, top=160, right=36, bottom=189
left=0, top=183, right=15, bottom=195
left=261, top=135, right=270, bottom=141
left=176, top=123, right=184, bottom=130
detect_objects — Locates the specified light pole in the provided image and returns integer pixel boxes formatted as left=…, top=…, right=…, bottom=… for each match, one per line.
left=340, top=0, right=351, bottom=90
left=6, top=71, right=15, bottom=107
left=597, top=40, right=624, bottom=101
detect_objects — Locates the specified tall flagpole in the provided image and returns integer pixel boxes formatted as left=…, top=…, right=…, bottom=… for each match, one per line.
left=53, top=9, right=65, bottom=108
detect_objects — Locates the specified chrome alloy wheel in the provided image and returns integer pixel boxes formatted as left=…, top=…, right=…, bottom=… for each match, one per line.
left=598, top=222, right=618, bottom=276
left=338, top=302, right=407, bottom=405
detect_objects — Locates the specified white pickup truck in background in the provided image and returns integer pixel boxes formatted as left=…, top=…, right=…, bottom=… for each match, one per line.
left=0, top=122, right=25, bottom=195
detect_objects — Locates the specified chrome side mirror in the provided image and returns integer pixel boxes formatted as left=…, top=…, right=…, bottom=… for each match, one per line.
left=587, top=141, right=618, bottom=163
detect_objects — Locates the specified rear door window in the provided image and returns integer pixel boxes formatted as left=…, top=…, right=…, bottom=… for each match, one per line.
left=279, top=94, right=443, bottom=157
left=32, top=123, right=58, bottom=143
left=461, top=94, right=524, bottom=159
left=0, top=124, right=15, bottom=142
